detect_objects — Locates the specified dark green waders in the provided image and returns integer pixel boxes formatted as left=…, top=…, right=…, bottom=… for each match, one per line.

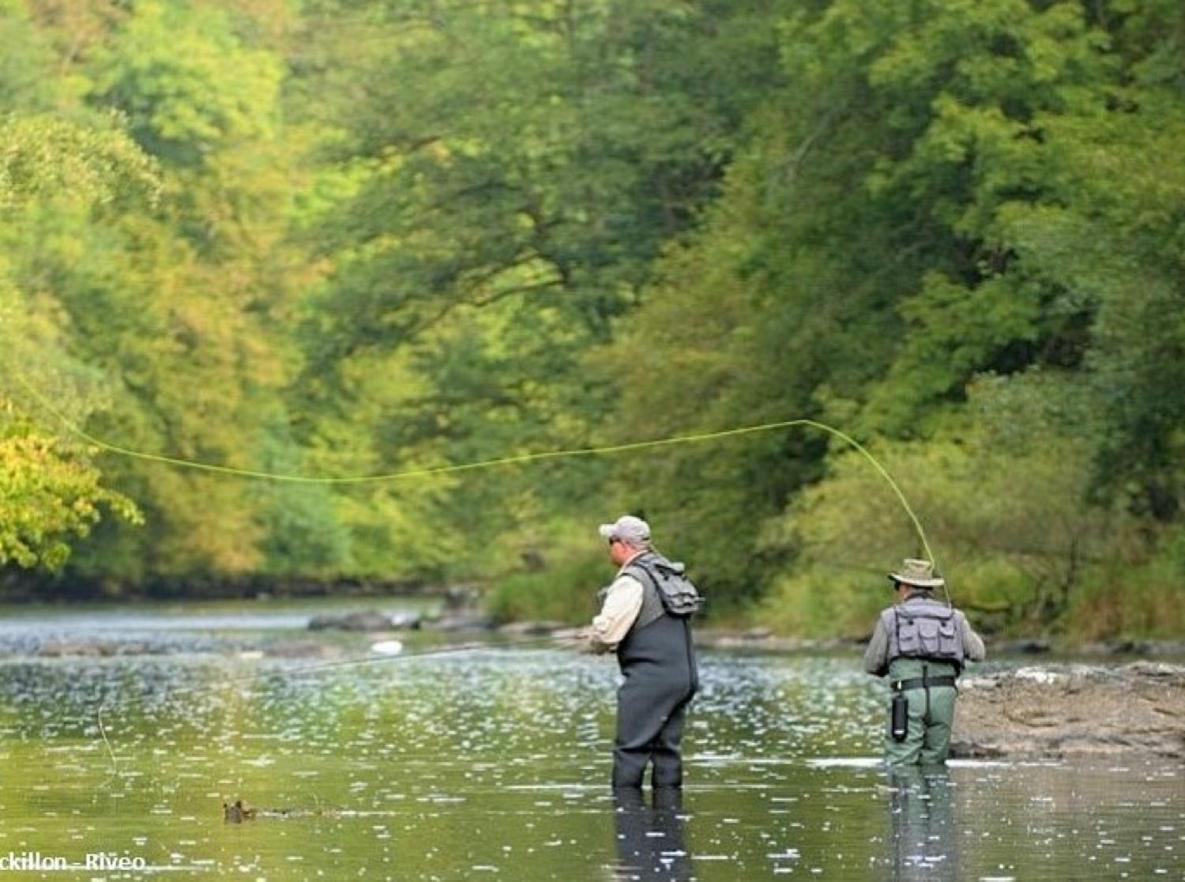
left=884, top=658, right=959, bottom=765
left=885, top=766, right=960, bottom=882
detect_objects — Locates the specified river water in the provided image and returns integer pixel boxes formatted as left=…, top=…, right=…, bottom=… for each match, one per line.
left=0, top=600, right=1181, bottom=880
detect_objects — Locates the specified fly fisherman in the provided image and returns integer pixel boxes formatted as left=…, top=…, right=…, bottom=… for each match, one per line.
left=863, top=558, right=986, bottom=765
left=588, top=515, right=701, bottom=789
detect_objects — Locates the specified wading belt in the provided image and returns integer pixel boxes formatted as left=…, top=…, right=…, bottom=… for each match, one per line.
left=890, top=675, right=957, bottom=693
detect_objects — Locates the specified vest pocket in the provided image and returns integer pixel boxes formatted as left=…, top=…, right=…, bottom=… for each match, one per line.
left=916, top=618, right=957, bottom=655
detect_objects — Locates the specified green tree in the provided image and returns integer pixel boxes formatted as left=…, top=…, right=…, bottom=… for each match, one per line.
left=0, top=113, right=153, bottom=577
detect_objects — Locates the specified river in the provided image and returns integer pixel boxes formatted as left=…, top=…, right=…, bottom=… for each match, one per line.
left=0, top=600, right=1181, bottom=880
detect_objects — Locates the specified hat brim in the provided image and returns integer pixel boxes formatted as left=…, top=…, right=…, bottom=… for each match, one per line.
left=597, top=524, right=616, bottom=540
left=889, top=573, right=946, bottom=588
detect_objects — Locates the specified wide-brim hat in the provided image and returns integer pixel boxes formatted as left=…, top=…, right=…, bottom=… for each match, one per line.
left=889, top=558, right=945, bottom=589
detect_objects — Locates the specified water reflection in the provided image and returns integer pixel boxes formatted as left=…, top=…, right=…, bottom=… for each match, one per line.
left=612, top=787, right=691, bottom=881
left=884, top=766, right=958, bottom=882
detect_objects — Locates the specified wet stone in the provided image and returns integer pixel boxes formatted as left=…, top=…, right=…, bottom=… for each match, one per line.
left=307, top=610, right=397, bottom=632
left=952, top=662, right=1185, bottom=758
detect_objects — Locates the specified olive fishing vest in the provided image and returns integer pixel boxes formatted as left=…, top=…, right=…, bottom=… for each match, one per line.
left=881, top=597, right=965, bottom=670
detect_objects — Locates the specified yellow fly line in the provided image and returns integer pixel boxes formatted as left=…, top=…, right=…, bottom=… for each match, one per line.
left=15, top=370, right=937, bottom=565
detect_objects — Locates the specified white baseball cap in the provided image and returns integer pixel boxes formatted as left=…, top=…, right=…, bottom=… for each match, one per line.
left=597, top=515, right=651, bottom=547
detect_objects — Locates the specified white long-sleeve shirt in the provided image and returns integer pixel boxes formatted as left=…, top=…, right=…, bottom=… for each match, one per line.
left=589, top=557, right=646, bottom=649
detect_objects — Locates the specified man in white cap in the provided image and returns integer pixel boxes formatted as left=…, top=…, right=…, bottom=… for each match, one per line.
left=590, top=515, right=699, bottom=789
left=863, top=558, right=986, bottom=764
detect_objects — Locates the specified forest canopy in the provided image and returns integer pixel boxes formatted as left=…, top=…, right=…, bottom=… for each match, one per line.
left=2, top=0, right=1183, bottom=639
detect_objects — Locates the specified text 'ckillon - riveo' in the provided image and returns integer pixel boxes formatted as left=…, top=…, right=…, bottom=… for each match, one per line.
left=0, top=852, right=147, bottom=872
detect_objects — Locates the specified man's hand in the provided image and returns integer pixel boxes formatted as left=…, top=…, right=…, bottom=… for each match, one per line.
left=581, top=627, right=614, bottom=654
left=550, top=627, right=603, bottom=653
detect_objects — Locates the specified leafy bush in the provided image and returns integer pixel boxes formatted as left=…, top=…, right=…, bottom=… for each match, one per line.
left=485, top=552, right=608, bottom=626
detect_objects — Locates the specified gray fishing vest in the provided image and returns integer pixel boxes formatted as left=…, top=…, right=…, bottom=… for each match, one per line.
left=622, top=552, right=703, bottom=621
left=882, top=597, right=965, bottom=669
left=615, top=572, right=698, bottom=691
left=596, top=559, right=666, bottom=634
left=628, top=565, right=669, bottom=633
left=592, top=554, right=677, bottom=635
left=601, top=554, right=697, bottom=691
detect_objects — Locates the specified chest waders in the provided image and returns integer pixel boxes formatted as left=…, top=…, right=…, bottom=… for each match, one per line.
left=611, top=574, right=698, bottom=789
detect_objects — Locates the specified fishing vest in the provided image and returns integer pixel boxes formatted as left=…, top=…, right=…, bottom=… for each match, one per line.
left=882, top=597, right=965, bottom=669
left=621, top=552, right=703, bottom=626
left=615, top=556, right=698, bottom=691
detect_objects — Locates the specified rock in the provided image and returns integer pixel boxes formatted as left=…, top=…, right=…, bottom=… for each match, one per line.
left=1146, top=641, right=1185, bottom=657
left=951, top=662, right=1185, bottom=759
left=694, top=630, right=822, bottom=653
left=36, top=639, right=182, bottom=657
left=120, top=641, right=176, bottom=655
left=442, top=585, right=481, bottom=610
left=387, top=611, right=423, bottom=630
left=1076, top=639, right=1185, bottom=657
left=497, top=620, right=567, bottom=637
left=38, top=640, right=108, bottom=657
left=267, top=640, right=344, bottom=659
left=422, top=612, right=495, bottom=632
left=1079, top=639, right=1153, bottom=656
left=307, top=610, right=393, bottom=632
left=993, top=638, right=1052, bottom=655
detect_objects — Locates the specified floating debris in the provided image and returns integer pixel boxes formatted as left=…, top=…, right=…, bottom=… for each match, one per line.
left=370, top=640, right=404, bottom=656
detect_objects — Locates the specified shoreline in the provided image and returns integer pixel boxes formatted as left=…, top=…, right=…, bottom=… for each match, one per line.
left=1, top=604, right=1183, bottom=661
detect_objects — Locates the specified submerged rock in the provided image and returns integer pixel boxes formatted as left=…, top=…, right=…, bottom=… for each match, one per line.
left=387, top=611, right=423, bottom=630
left=37, top=639, right=112, bottom=657
left=951, top=662, right=1185, bottom=759
left=1078, top=639, right=1185, bottom=657
left=693, top=630, right=850, bottom=653
left=307, top=609, right=395, bottom=632
left=422, top=612, right=495, bottom=632
left=266, top=639, right=344, bottom=659
left=34, top=637, right=220, bottom=656
left=496, top=620, right=567, bottom=637
left=993, top=638, right=1052, bottom=655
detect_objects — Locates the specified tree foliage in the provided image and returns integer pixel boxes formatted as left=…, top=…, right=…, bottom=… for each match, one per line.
left=0, top=0, right=1182, bottom=636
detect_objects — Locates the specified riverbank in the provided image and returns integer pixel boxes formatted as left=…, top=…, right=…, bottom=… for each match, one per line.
left=0, top=574, right=435, bottom=603
left=952, top=662, right=1185, bottom=758
left=2, top=595, right=1183, bottom=662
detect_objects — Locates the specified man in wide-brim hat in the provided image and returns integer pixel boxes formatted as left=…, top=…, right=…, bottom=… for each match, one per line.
left=863, top=558, right=985, bottom=764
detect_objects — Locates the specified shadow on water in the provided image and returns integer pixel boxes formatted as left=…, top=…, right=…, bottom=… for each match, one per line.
left=884, top=766, right=958, bottom=882
left=612, top=787, right=691, bottom=881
